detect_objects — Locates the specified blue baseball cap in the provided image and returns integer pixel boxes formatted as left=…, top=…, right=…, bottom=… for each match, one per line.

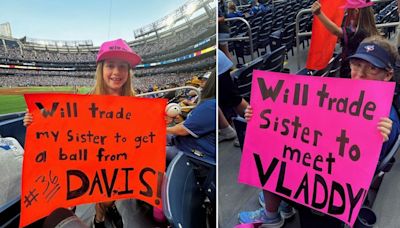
left=348, top=42, right=394, bottom=70
left=218, top=49, right=233, bottom=75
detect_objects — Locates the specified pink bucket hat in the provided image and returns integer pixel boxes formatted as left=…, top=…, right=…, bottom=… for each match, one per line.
left=96, top=39, right=142, bottom=67
left=340, top=0, right=374, bottom=9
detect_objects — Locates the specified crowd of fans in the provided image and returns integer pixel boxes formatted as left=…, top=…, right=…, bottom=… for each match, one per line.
left=0, top=47, right=97, bottom=63
left=0, top=75, right=94, bottom=87
left=142, top=34, right=216, bottom=63
left=135, top=56, right=215, bottom=76
left=132, top=72, right=197, bottom=91
left=0, top=68, right=93, bottom=78
left=0, top=67, right=206, bottom=92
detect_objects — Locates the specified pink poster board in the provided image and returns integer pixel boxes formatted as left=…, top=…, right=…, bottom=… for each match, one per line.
left=238, top=70, right=395, bottom=226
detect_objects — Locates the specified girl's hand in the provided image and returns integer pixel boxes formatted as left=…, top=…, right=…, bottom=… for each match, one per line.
left=23, top=109, right=33, bottom=127
left=311, top=1, right=321, bottom=15
left=378, top=117, right=392, bottom=142
left=244, top=105, right=253, bottom=122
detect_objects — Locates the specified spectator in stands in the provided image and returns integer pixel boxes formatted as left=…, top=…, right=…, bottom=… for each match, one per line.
left=249, top=0, right=269, bottom=15
left=218, top=0, right=234, bottom=61
left=238, top=35, right=400, bottom=227
left=24, top=38, right=142, bottom=228
left=227, top=2, right=244, bottom=18
left=218, top=49, right=249, bottom=144
left=166, top=69, right=216, bottom=162
left=311, top=0, right=379, bottom=78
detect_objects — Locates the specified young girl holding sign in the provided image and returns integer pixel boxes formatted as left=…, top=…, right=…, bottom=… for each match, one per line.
left=310, top=0, right=379, bottom=78
left=239, top=35, right=400, bottom=227
left=24, top=38, right=142, bottom=228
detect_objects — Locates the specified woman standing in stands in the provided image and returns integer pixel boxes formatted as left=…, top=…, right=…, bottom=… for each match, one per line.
left=311, top=0, right=379, bottom=78
left=24, top=38, right=141, bottom=228
left=239, top=35, right=400, bottom=227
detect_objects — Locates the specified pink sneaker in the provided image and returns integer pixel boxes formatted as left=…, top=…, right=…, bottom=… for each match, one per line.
left=153, top=207, right=166, bottom=223
left=235, top=224, right=255, bottom=228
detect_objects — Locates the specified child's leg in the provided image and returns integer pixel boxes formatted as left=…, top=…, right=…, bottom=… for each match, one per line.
left=263, top=190, right=281, bottom=218
left=263, top=190, right=281, bottom=212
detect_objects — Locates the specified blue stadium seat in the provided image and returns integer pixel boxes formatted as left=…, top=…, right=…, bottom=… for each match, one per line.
left=234, top=57, right=264, bottom=101
left=259, top=45, right=286, bottom=72
left=0, top=114, right=26, bottom=147
left=258, top=18, right=272, bottom=52
left=162, top=152, right=207, bottom=228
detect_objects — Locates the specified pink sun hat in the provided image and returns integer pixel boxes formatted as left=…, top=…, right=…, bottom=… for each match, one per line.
left=340, top=0, right=374, bottom=9
left=96, top=39, right=142, bottom=67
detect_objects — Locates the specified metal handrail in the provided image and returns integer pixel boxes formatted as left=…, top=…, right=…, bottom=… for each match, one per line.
left=221, top=17, right=255, bottom=60
left=295, top=8, right=312, bottom=70
left=137, top=86, right=201, bottom=109
left=376, top=21, right=400, bottom=28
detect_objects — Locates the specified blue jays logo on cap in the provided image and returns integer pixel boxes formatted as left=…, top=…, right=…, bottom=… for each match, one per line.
left=348, top=42, right=395, bottom=70
left=364, top=45, right=374, bottom=52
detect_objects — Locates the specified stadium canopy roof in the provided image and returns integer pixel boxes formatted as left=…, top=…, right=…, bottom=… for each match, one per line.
left=133, top=0, right=214, bottom=39
left=23, top=37, right=93, bottom=47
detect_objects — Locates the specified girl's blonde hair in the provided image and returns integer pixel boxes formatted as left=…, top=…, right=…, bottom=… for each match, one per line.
left=91, top=61, right=135, bottom=96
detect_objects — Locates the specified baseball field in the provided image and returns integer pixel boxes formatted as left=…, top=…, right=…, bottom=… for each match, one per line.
left=0, top=86, right=91, bottom=115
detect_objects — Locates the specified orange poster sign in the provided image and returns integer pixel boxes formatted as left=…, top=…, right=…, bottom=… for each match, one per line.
left=20, top=94, right=166, bottom=227
left=306, top=0, right=345, bottom=70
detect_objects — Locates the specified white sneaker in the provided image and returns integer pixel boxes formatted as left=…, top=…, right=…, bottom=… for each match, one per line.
left=218, top=129, right=236, bottom=142
left=233, top=138, right=241, bottom=147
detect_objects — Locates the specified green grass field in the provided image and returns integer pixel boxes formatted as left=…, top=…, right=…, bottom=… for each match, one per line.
left=0, top=86, right=91, bottom=115
left=0, top=95, right=26, bottom=114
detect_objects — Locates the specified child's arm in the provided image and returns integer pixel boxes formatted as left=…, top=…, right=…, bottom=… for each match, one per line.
left=311, top=1, right=343, bottom=37
left=167, top=123, right=189, bottom=136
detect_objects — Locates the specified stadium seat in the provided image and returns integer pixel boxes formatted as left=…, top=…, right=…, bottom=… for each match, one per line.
left=0, top=197, right=20, bottom=228
left=270, top=23, right=296, bottom=57
left=184, top=150, right=216, bottom=208
left=234, top=25, right=260, bottom=64
left=312, top=53, right=342, bottom=77
left=296, top=53, right=342, bottom=77
left=259, top=45, right=286, bottom=72
left=234, top=57, right=264, bottom=101
left=0, top=113, right=25, bottom=150
left=258, top=21, right=272, bottom=52
left=283, top=12, right=296, bottom=27
left=162, top=152, right=207, bottom=228
left=271, top=15, right=285, bottom=32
